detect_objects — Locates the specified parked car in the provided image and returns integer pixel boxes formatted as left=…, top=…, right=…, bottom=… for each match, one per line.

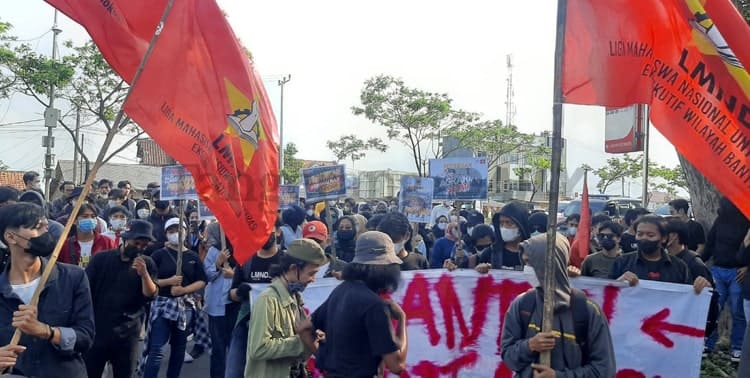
left=562, top=197, right=642, bottom=219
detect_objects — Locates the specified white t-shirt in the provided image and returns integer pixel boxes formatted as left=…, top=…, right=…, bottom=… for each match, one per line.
left=11, top=277, right=41, bottom=304
left=79, top=240, right=94, bottom=266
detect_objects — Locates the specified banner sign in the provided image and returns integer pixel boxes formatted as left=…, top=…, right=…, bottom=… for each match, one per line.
left=279, top=185, right=300, bottom=210
left=285, top=270, right=710, bottom=378
left=429, top=158, right=488, bottom=200
left=302, top=164, right=346, bottom=202
left=605, top=105, right=645, bottom=153
left=160, top=165, right=198, bottom=200
left=197, top=200, right=215, bottom=221
left=399, top=176, right=434, bottom=224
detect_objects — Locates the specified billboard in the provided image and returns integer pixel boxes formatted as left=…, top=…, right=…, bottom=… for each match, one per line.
left=605, top=104, right=645, bottom=153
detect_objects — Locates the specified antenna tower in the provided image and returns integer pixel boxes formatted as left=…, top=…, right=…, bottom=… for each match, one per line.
left=505, top=54, right=516, bottom=127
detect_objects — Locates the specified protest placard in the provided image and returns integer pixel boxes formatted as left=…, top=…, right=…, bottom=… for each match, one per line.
left=302, top=164, right=346, bottom=202
left=197, top=200, right=216, bottom=221
left=399, top=176, right=434, bottom=223
left=279, top=185, right=301, bottom=210
left=429, top=158, right=488, bottom=200
left=159, top=165, right=198, bottom=200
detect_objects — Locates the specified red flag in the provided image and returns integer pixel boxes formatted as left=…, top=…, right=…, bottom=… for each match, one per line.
left=570, top=173, right=590, bottom=268
left=562, top=0, right=750, bottom=219
left=47, top=0, right=279, bottom=264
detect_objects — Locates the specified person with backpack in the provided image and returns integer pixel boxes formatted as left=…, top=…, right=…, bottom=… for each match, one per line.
left=501, top=233, right=615, bottom=378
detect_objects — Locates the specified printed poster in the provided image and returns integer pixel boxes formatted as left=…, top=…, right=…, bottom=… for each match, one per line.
left=160, top=165, right=198, bottom=200
left=302, top=164, right=346, bottom=202
left=399, top=176, right=434, bottom=223
left=279, top=185, right=300, bottom=210
left=429, top=157, right=488, bottom=200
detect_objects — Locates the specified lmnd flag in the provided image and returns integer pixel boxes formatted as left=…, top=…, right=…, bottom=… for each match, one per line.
left=124, top=0, right=280, bottom=263
left=563, top=0, right=750, bottom=218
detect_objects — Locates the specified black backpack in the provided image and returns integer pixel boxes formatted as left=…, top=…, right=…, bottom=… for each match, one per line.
left=518, top=288, right=591, bottom=364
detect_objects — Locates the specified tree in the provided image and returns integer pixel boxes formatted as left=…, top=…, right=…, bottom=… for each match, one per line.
left=734, top=0, right=750, bottom=23
left=352, top=75, right=480, bottom=176
left=445, top=120, right=537, bottom=168
left=512, top=152, right=552, bottom=202
left=281, top=142, right=303, bottom=185
left=591, top=154, right=644, bottom=194
left=649, top=165, right=688, bottom=195
left=326, top=134, right=388, bottom=166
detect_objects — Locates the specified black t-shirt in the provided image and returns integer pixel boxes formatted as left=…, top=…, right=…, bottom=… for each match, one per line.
left=85, top=249, right=157, bottom=336
left=686, top=220, right=706, bottom=252
left=477, top=245, right=523, bottom=270
left=311, top=281, right=399, bottom=378
left=151, top=247, right=207, bottom=297
left=620, top=233, right=638, bottom=253
left=231, top=252, right=282, bottom=289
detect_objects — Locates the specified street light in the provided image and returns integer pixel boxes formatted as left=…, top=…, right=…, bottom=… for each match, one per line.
left=278, top=74, right=291, bottom=184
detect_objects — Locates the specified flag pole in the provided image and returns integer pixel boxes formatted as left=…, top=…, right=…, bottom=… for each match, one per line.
left=541, top=0, right=568, bottom=367
left=2, top=0, right=176, bottom=355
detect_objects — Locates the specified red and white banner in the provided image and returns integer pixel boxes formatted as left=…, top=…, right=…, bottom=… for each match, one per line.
left=290, top=270, right=710, bottom=378
left=605, top=105, right=645, bottom=153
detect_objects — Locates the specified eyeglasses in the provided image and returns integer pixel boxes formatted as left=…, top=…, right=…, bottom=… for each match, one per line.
left=597, top=233, right=616, bottom=240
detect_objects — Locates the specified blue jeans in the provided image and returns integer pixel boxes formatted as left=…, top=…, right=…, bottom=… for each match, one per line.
left=224, top=317, right=249, bottom=378
left=745, top=299, right=750, bottom=326
left=143, top=315, right=190, bottom=378
left=706, top=266, right=747, bottom=351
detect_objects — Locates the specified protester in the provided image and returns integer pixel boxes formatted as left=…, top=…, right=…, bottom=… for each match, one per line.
left=501, top=233, right=616, bottom=377
left=668, top=199, right=706, bottom=255
left=374, top=201, right=389, bottom=214
left=740, top=228, right=750, bottom=371
left=50, top=180, right=76, bottom=218
left=0, top=202, right=95, bottom=377
left=117, top=180, right=134, bottom=200
left=22, top=171, right=41, bottom=193
left=619, top=208, right=650, bottom=253
left=351, top=213, right=368, bottom=238
left=416, top=222, right=435, bottom=259
left=84, top=219, right=158, bottom=378
left=527, top=211, right=548, bottom=237
left=102, top=205, right=131, bottom=246
left=18, top=190, right=65, bottom=241
left=245, top=239, right=327, bottom=378
left=366, top=213, right=385, bottom=231
left=609, top=215, right=691, bottom=285
left=474, top=202, right=530, bottom=273
left=331, top=216, right=358, bottom=263
left=431, top=214, right=448, bottom=240
left=343, top=198, right=357, bottom=215
left=142, top=218, right=207, bottom=378
left=59, top=203, right=117, bottom=267
left=301, top=231, right=408, bottom=377
left=202, top=223, right=235, bottom=378
left=107, top=188, right=135, bottom=213
left=702, top=197, right=749, bottom=360
left=378, top=212, right=428, bottom=270
left=146, top=193, right=177, bottom=253
left=280, top=205, right=306, bottom=250
left=430, top=201, right=453, bottom=226
left=136, top=199, right=152, bottom=220
left=95, top=179, right=113, bottom=209
left=225, top=233, right=282, bottom=378
left=430, top=222, right=460, bottom=268
left=304, top=220, right=346, bottom=279
left=564, top=213, right=580, bottom=242
left=581, top=221, right=623, bottom=279
left=446, top=224, right=495, bottom=271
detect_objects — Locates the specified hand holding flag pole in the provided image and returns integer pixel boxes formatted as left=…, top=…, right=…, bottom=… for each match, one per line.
left=1, top=1, right=176, bottom=370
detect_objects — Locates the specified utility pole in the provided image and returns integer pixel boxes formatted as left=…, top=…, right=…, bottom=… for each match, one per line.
left=278, top=74, right=291, bottom=184
left=641, top=104, right=650, bottom=208
left=72, top=108, right=80, bottom=184
left=42, top=11, right=62, bottom=200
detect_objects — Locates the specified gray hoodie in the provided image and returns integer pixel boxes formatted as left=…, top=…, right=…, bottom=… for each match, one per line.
left=500, top=233, right=616, bottom=378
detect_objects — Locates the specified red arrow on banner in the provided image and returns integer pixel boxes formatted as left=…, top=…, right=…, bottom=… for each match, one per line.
left=640, top=308, right=704, bottom=348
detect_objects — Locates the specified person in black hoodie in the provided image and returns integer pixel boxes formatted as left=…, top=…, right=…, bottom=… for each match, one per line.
left=329, top=216, right=358, bottom=263
left=703, top=197, right=750, bottom=360
left=431, top=215, right=448, bottom=240
left=475, top=202, right=530, bottom=273
left=145, top=193, right=177, bottom=255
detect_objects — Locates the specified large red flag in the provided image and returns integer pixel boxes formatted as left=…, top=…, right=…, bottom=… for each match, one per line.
left=570, top=173, right=590, bottom=268
left=563, top=0, right=750, bottom=219
left=47, top=0, right=280, bottom=263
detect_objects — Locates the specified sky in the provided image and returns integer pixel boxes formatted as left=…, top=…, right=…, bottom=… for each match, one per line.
left=0, top=0, right=683, bottom=198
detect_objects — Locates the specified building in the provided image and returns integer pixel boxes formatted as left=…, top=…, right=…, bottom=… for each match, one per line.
left=136, top=138, right=177, bottom=166
left=54, top=160, right=162, bottom=198
left=488, top=131, right=568, bottom=204
left=0, top=170, right=26, bottom=191
left=356, top=169, right=415, bottom=200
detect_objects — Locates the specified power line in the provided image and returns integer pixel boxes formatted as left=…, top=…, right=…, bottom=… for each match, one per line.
left=0, top=29, right=52, bottom=43
left=0, top=118, right=44, bottom=127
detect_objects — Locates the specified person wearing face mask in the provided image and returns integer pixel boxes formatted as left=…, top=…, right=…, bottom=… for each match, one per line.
left=59, top=203, right=117, bottom=267
left=447, top=224, right=495, bottom=272
left=501, top=233, right=615, bottom=378
left=377, top=213, right=428, bottom=271
left=0, top=202, right=95, bottom=378
left=84, top=220, right=158, bottom=378
left=581, top=221, right=623, bottom=279
left=246, top=239, right=327, bottom=378
left=108, top=188, right=136, bottom=214
left=331, top=216, right=358, bottom=263
left=473, top=202, right=530, bottom=273
left=527, top=212, right=548, bottom=238
left=18, top=189, right=65, bottom=242
left=564, top=214, right=580, bottom=244
left=280, top=205, right=306, bottom=251
left=304, top=204, right=317, bottom=222
left=609, top=215, right=691, bottom=286
left=146, top=192, right=177, bottom=254
left=430, top=222, right=461, bottom=268
left=430, top=201, right=453, bottom=226
left=135, top=199, right=152, bottom=220
left=102, top=205, right=131, bottom=246
left=141, top=218, right=207, bottom=378
left=299, top=231, right=407, bottom=377
left=432, top=215, right=449, bottom=239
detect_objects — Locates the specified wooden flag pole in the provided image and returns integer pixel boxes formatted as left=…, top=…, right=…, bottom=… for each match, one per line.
left=220, top=224, right=227, bottom=251
left=1, top=0, right=176, bottom=356
left=541, top=0, right=568, bottom=367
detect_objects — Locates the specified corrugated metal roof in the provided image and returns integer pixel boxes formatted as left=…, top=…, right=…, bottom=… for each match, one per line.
left=54, top=160, right=161, bottom=191
left=137, top=138, right=176, bottom=166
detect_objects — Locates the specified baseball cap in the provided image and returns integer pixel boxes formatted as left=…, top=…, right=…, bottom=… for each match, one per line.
left=303, top=220, right=328, bottom=242
left=353, top=231, right=402, bottom=265
left=164, top=217, right=186, bottom=231
left=287, top=239, right=328, bottom=265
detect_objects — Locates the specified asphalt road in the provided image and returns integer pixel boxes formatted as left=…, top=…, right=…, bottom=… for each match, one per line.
left=101, top=341, right=211, bottom=378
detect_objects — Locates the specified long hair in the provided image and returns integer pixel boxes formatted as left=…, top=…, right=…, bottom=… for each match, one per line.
left=342, top=262, right=402, bottom=294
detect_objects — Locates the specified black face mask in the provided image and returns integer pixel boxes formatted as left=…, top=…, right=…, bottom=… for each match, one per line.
left=337, top=230, right=355, bottom=241
left=598, top=238, right=617, bottom=251
left=154, top=201, right=170, bottom=210
left=23, top=232, right=56, bottom=257
left=637, top=239, right=661, bottom=255
left=123, top=245, right=141, bottom=259
left=475, top=244, right=492, bottom=252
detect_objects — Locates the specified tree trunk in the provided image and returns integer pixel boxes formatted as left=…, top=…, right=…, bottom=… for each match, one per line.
left=678, top=152, right=721, bottom=231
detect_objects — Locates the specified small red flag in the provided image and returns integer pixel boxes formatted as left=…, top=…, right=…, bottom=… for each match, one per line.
left=562, top=0, right=750, bottom=220
left=47, top=0, right=280, bottom=264
left=570, top=173, right=590, bottom=268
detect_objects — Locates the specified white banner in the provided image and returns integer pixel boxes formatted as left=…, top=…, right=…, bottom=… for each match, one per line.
left=282, top=270, right=710, bottom=378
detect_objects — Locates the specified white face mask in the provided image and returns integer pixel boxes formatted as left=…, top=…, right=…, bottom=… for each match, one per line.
left=137, top=209, right=150, bottom=219
left=108, top=200, right=118, bottom=208
left=523, top=265, right=540, bottom=288
left=437, top=223, right=448, bottom=230
left=167, top=233, right=180, bottom=245
left=500, top=227, right=520, bottom=241
left=530, top=231, right=542, bottom=237
left=110, top=218, right=127, bottom=231
left=567, top=226, right=578, bottom=237
left=306, top=210, right=314, bottom=217
left=467, top=227, right=474, bottom=237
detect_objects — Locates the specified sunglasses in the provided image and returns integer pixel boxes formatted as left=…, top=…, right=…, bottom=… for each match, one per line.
left=597, top=233, right=616, bottom=240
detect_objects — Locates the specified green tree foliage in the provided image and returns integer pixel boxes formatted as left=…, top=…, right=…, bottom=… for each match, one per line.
left=352, top=75, right=480, bottom=176
left=512, top=151, right=552, bottom=202
left=326, top=134, right=388, bottom=166
left=592, top=154, right=644, bottom=194
left=281, top=142, right=303, bottom=185
left=445, top=120, right=537, bottom=168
